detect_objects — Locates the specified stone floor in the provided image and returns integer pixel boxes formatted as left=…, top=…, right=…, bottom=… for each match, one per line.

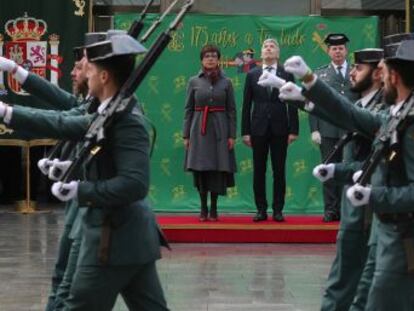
left=0, top=207, right=335, bottom=311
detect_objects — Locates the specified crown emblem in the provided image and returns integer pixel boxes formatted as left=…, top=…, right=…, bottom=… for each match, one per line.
left=5, top=12, right=47, bottom=41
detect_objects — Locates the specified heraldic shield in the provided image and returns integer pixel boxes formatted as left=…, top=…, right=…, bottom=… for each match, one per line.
left=0, top=12, right=60, bottom=95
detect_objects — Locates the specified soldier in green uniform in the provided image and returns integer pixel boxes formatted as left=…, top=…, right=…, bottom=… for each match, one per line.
left=0, top=32, right=169, bottom=311
left=280, top=36, right=414, bottom=311
left=258, top=48, right=385, bottom=311
left=0, top=32, right=105, bottom=311
left=309, top=33, right=359, bottom=222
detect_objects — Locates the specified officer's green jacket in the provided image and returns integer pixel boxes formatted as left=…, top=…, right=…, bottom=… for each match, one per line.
left=309, top=63, right=359, bottom=138
left=21, top=72, right=88, bottom=228
left=9, top=99, right=163, bottom=266
left=303, top=78, right=414, bottom=216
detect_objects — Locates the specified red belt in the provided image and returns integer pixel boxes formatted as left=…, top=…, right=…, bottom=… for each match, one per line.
left=194, top=105, right=225, bottom=135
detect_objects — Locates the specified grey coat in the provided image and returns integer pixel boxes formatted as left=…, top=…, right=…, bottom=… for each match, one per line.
left=183, top=70, right=237, bottom=173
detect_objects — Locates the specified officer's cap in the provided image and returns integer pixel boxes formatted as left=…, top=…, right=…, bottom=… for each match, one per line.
left=85, top=33, right=147, bottom=62
left=383, top=33, right=414, bottom=46
left=324, top=33, right=349, bottom=46
left=385, top=40, right=414, bottom=62
left=73, top=32, right=107, bottom=61
left=354, top=48, right=384, bottom=64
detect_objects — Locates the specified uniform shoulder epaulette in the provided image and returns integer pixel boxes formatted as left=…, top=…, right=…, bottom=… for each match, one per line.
left=314, top=64, right=329, bottom=72
left=131, top=106, right=143, bottom=117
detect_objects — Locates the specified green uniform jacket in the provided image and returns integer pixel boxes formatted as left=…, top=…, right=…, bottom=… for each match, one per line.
left=309, top=63, right=359, bottom=138
left=10, top=99, right=163, bottom=266
left=22, top=72, right=88, bottom=227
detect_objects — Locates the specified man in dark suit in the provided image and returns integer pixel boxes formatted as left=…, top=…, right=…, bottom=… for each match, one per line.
left=241, top=38, right=299, bottom=222
left=309, top=33, right=359, bottom=222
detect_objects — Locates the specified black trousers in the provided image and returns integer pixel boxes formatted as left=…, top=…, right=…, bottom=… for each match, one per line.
left=251, top=133, right=288, bottom=213
left=320, top=136, right=343, bottom=217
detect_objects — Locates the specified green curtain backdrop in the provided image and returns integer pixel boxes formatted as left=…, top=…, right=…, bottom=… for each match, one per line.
left=115, top=14, right=379, bottom=214
left=0, top=0, right=90, bottom=139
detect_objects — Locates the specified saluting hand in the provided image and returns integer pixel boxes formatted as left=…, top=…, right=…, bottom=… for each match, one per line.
left=279, top=82, right=306, bottom=102
left=257, top=71, right=286, bottom=89
left=284, top=56, right=311, bottom=80
left=0, top=56, right=17, bottom=72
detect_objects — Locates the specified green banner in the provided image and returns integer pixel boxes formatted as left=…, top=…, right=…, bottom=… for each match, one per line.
left=115, top=13, right=379, bottom=214
left=0, top=0, right=90, bottom=139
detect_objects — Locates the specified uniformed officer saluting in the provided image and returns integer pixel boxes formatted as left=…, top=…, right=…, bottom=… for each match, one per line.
left=309, top=33, right=359, bottom=222
left=0, top=33, right=170, bottom=311
left=280, top=35, right=414, bottom=311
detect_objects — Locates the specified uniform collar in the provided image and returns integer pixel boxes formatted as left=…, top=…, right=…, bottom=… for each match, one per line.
left=360, top=88, right=379, bottom=108
left=97, top=96, right=113, bottom=114
left=391, top=100, right=405, bottom=116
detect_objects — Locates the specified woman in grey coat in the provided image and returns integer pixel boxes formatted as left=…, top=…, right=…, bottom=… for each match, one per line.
left=183, top=44, right=237, bottom=221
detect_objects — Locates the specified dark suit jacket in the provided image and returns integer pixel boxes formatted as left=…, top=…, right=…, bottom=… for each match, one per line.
left=241, top=65, right=299, bottom=137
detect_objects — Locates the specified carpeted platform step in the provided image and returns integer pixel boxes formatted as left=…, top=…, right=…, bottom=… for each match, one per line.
left=157, top=214, right=339, bottom=243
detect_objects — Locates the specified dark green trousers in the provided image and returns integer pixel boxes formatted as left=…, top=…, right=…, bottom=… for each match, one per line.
left=348, top=243, right=376, bottom=311
left=53, top=238, right=81, bottom=310
left=45, top=225, right=73, bottom=311
left=65, top=261, right=169, bottom=311
left=320, top=230, right=369, bottom=311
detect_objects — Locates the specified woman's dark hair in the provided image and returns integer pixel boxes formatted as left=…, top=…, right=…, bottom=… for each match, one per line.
left=385, top=59, right=414, bottom=88
left=93, top=54, right=136, bottom=88
left=200, top=44, right=221, bottom=60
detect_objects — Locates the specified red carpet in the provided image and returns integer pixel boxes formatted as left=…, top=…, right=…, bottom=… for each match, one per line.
left=157, top=214, right=338, bottom=243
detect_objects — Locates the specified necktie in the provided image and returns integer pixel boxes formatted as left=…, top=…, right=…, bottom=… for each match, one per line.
left=265, top=66, right=273, bottom=96
left=337, top=65, right=344, bottom=80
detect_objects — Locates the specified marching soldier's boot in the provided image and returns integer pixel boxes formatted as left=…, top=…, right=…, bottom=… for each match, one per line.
left=199, top=191, right=208, bottom=222
left=209, top=192, right=218, bottom=221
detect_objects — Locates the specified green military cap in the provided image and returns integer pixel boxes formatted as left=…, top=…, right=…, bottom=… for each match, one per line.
left=385, top=40, right=414, bottom=62
left=324, top=33, right=349, bottom=46
left=73, top=32, right=107, bottom=61
left=383, top=32, right=414, bottom=46
left=85, top=33, right=147, bottom=62
left=354, top=48, right=384, bottom=64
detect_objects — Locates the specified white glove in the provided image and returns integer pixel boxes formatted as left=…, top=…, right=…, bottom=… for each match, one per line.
left=48, top=159, right=73, bottom=181
left=352, top=170, right=363, bottom=183
left=0, top=56, right=28, bottom=84
left=0, top=56, right=17, bottom=72
left=279, top=82, right=306, bottom=101
left=346, top=183, right=371, bottom=207
left=37, top=158, right=53, bottom=175
left=51, top=181, right=79, bottom=202
left=311, top=131, right=321, bottom=144
left=312, top=163, right=335, bottom=182
left=304, top=101, right=315, bottom=112
left=0, top=101, right=7, bottom=118
left=257, top=71, right=286, bottom=89
left=284, top=56, right=311, bottom=80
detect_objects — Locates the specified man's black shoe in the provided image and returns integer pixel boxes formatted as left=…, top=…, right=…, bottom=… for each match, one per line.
left=253, top=211, right=268, bottom=222
left=323, top=213, right=339, bottom=222
left=272, top=212, right=285, bottom=222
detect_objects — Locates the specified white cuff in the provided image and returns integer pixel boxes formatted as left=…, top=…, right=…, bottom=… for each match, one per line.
left=302, top=74, right=317, bottom=90
left=13, top=66, right=29, bottom=84
left=3, top=106, right=13, bottom=124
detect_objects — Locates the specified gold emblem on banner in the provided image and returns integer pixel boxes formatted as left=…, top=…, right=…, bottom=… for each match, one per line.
left=0, top=124, right=13, bottom=135
left=73, top=0, right=86, bottom=17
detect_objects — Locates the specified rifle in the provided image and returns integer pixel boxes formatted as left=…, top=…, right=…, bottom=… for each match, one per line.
left=57, top=0, right=194, bottom=192
left=354, top=91, right=414, bottom=200
left=128, top=0, right=155, bottom=39
left=319, top=89, right=383, bottom=178
left=44, top=2, right=160, bottom=178
left=140, top=0, right=179, bottom=43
